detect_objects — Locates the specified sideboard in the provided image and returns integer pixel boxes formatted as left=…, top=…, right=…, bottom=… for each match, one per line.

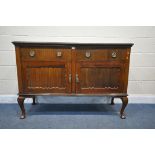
left=12, top=42, right=133, bottom=119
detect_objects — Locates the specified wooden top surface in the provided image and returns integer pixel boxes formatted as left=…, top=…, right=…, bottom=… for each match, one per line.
left=12, top=41, right=134, bottom=48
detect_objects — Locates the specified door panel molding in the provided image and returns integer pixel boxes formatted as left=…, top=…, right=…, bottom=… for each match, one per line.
left=75, top=61, right=125, bottom=94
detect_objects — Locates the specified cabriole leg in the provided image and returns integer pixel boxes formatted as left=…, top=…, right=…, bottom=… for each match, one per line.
left=111, top=97, right=115, bottom=105
left=120, top=96, right=128, bottom=119
left=17, top=96, right=26, bottom=119
left=32, top=96, right=36, bottom=105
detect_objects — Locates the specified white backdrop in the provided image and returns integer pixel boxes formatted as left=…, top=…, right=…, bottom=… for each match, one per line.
left=0, top=26, right=155, bottom=95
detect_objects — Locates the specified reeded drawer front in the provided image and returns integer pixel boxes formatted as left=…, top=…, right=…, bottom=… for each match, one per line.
left=76, top=49, right=129, bottom=61
left=20, top=48, right=71, bottom=61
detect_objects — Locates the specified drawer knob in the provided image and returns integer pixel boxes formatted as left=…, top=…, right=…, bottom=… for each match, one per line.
left=29, top=50, right=35, bottom=57
left=57, top=51, right=62, bottom=57
left=85, top=51, right=91, bottom=58
left=112, top=51, right=117, bottom=58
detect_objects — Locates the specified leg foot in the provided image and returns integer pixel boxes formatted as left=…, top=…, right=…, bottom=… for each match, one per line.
left=120, top=96, right=128, bottom=119
left=20, top=115, right=25, bottom=119
left=32, top=96, right=36, bottom=105
left=17, top=96, right=26, bottom=119
left=111, top=97, right=115, bottom=105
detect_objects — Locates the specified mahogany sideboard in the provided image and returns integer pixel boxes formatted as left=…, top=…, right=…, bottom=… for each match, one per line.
left=12, top=42, right=133, bottom=119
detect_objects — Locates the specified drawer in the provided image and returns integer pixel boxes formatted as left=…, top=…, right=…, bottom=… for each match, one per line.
left=20, top=48, right=71, bottom=61
left=76, top=49, right=129, bottom=61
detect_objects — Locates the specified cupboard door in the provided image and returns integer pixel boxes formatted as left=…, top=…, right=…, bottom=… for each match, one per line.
left=75, top=61, right=125, bottom=94
left=22, top=61, right=71, bottom=94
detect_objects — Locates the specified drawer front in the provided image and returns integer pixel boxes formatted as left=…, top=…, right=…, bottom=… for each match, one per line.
left=76, top=49, right=129, bottom=61
left=20, top=48, right=71, bottom=61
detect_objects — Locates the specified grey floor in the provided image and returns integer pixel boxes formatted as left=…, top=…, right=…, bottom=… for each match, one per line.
left=0, top=97, right=155, bottom=129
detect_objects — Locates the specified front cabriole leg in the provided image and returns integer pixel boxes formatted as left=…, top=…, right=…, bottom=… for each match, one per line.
left=120, top=96, right=128, bottom=119
left=17, top=96, right=26, bottom=119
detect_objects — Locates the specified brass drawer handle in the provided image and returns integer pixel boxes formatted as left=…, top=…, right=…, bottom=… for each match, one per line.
left=29, top=50, right=35, bottom=57
left=112, top=51, right=117, bottom=58
left=85, top=51, right=91, bottom=58
left=57, top=51, right=62, bottom=57
left=76, top=74, right=79, bottom=83
left=69, top=74, right=72, bottom=83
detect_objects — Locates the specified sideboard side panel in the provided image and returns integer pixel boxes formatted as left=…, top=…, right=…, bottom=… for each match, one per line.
left=123, top=48, right=131, bottom=93
left=15, top=47, right=24, bottom=94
